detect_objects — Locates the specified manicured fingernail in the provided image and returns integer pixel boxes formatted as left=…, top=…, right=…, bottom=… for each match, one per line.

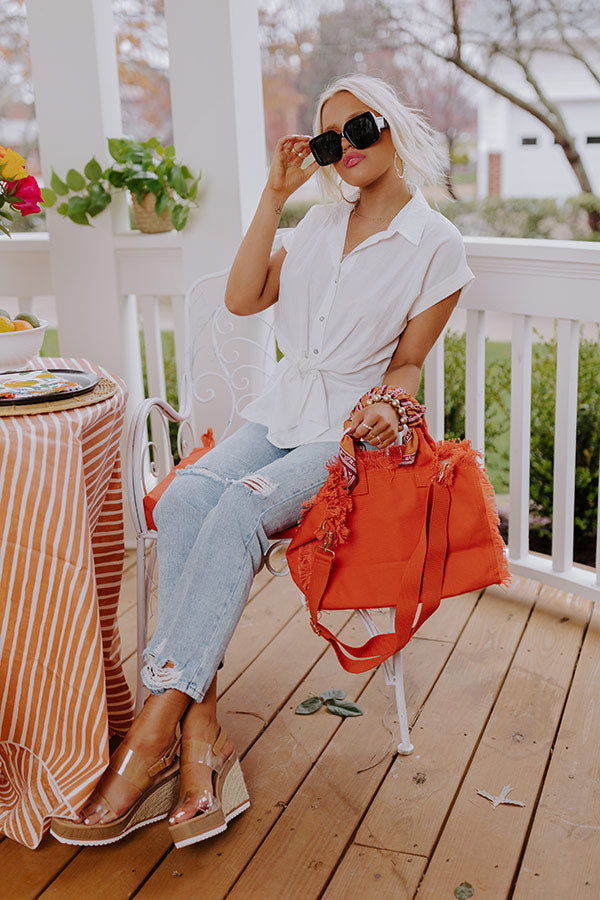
left=84, top=818, right=90, bottom=825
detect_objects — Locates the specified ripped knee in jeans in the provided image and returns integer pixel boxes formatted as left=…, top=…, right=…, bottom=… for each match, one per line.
left=239, top=474, right=275, bottom=496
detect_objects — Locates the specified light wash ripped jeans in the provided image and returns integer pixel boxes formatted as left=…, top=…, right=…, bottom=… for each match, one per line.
left=141, top=422, right=338, bottom=702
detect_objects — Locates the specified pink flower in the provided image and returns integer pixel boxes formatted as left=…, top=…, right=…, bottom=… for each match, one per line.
left=6, top=174, right=44, bottom=216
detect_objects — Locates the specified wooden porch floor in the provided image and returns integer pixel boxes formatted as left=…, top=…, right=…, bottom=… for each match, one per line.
left=2, top=550, right=599, bottom=899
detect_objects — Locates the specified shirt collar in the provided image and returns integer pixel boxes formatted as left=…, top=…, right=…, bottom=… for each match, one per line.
left=330, top=186, right=431, bottom=249
left=387, top=186, right=430, bottom=245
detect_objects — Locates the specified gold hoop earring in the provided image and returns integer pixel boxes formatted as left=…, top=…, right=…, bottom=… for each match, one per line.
left=338, top=181, right=356, bottom=204
left=394, top=151, right=405, bottom=180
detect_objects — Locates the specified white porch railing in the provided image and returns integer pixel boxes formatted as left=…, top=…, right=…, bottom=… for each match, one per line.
left=1, top=232, right=599, bottom=602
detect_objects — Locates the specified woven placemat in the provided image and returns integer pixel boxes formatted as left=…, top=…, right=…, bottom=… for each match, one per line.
left=0, top=377, right=118, bottom=417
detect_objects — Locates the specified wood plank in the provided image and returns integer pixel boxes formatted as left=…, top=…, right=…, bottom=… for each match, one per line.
left=416, top=585, right=591, bottom=899
left=355, top=578, right=539, bottom=857
left=512, top=602, right=600, bottom=899
left=0, top=833, right=79, bottom=900
left=323, top=845, right=427, bottom=900
left=134, top=634, right=452, bottom=899
left=412, top=589, right=480, bottom=643
left=224, top=659, right=427, bottom=899
left=40, top=604, right=354, bottom=899
left=217, top=574, right=303, bottom=693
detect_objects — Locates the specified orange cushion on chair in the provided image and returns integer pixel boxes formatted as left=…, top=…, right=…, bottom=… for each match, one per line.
left=143, top=428, right=215, bottom=530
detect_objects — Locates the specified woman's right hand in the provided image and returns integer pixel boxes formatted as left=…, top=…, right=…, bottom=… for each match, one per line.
left=266, top=135, right=319, bottom=200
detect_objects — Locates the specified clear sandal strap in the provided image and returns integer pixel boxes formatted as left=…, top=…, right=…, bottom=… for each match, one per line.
left=109, top=734, right=181, bottom=792
left=180, top=727, right=228, bottom=771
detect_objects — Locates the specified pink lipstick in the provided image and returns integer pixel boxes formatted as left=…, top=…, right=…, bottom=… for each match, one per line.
left=343, top=153, right=365, bottom=168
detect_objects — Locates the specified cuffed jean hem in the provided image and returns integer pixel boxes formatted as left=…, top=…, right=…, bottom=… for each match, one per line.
left=140, top=650, right=212, bottom=703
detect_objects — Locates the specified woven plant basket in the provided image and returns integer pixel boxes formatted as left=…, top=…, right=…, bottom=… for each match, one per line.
left=131, top=192, right=173, bottom=233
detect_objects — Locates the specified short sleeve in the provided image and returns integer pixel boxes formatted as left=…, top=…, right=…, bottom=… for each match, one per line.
left=278, top=203, right=326, bottom=254
left=408, top=225, right=474, bottom=320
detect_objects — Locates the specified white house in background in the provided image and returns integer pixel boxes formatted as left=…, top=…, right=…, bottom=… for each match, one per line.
left=477, top=43, right=600, bottom=199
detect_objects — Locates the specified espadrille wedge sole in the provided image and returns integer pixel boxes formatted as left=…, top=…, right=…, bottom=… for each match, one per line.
left=169, top=728, right=250, bottom=849
left=50, top=736, right=181, bottom=847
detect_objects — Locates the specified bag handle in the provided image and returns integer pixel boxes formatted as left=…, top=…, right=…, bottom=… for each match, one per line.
left=306, top=480, right=450, bottom=673
left=339, top=387, right=425, bottom=491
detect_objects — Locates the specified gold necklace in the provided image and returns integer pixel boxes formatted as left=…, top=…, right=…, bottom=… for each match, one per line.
left=352, top=203, right=396, bottom=223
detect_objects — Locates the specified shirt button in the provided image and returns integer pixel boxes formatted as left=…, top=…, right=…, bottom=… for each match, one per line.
left=319, top=316, right=325, bottom=322
left=313, top=349, right=319, bottom=355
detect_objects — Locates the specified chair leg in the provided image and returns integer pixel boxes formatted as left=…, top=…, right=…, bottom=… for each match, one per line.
left=135, top=535, right=153, bottom=715
left=392, top=649, right=414, bottom=755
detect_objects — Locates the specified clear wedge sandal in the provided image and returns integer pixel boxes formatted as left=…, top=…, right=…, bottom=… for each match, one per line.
left=50, top=735, right=181, bottom=846
left=168, top=726, right=250, bottom=849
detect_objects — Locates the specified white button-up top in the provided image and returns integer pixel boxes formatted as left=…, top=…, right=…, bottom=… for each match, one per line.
left=242, top=187, right=474, bottom=447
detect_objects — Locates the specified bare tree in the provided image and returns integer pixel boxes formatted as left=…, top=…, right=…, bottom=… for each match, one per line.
left=398, top=54, right=476, bottom=198
left=390, top=0, right=600, bottom=231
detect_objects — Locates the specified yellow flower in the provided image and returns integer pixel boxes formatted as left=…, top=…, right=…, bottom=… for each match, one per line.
left=0, top=146, right=28, bottom=181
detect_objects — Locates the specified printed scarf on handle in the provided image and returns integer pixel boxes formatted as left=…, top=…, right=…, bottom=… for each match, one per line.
left=339, top=385, right=426, bottom=491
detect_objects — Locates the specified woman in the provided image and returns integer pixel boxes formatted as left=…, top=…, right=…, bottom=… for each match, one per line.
left=51, top=74, right=473, bottom=848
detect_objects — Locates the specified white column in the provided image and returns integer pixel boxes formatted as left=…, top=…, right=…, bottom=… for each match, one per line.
left=26, top=0, right=140, bottom=389
left=164, top=0, right=268, bottom=283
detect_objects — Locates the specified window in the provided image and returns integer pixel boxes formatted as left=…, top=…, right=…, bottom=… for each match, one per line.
left=521, top=137, right=538, bottom=146
left=586, top=136, right=600, bottom=144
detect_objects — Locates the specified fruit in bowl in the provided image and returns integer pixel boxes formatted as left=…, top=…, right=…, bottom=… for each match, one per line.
left=0, top=310, right=48, bottom=371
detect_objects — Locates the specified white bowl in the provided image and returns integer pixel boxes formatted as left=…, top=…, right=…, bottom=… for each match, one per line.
left=0, top=319, right=49, bottom=372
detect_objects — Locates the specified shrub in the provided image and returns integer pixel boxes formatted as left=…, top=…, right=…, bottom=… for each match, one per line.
left=440, top=329, right=599, bottom=565
left=529, top=331, right=600, bottom=563
left=418, top=332, right=511, bottom=493
left=438, top=195, right=599, bottom=241
left=279, top=200, right=313, bottom=228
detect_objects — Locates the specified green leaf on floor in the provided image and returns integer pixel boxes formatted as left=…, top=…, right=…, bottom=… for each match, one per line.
left=454, top=883, right=474, bottom=899
left=295, top=697, right=323, bottom=715
left=320, top=689, right=346, bottom=702
left=325, top=699, right=363, bottom=717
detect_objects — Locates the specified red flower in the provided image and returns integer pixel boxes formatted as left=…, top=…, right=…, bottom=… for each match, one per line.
left=6, top=174, right=44, bottom=216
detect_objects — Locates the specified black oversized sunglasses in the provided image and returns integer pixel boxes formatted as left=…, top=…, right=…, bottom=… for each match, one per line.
left=309, top=111, right=389, bottom=166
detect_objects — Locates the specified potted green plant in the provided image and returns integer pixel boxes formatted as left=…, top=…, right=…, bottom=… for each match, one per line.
left=41, top=137, right=200, bottom=232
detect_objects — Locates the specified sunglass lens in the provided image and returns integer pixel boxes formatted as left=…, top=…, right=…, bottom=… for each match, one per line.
left=309, top=132, right=342, bottom=166
left=345, top=112, right=380, bottom=149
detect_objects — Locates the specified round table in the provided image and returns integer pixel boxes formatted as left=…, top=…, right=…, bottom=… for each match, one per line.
left=0, top=358, right=134, bottom=848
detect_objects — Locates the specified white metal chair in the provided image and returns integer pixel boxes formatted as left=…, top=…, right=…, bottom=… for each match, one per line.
left=125, top=268, right=413, bottom=753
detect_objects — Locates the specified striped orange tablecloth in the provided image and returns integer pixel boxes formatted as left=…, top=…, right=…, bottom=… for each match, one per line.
left=0, top=358, right=135, bottom=848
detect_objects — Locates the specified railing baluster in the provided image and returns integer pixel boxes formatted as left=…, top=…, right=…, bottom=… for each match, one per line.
left=552, top=318, right=579, bottom=573
left=509, top=314, right=532, bottom=561
left=424, top=332, right=445, bottom=442
left=465, top=308, right=486, bottom=455
left=17, top=297, right=34, bottom=315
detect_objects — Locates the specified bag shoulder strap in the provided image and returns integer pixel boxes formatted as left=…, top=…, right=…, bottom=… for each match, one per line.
left=305, top=481, right=450, bottom=673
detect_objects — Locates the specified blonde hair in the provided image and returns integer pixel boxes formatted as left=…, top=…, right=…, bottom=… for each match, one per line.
left=312, top=74, right=447, bottom=202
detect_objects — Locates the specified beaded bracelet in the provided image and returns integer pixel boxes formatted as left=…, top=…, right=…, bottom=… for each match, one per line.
left=363, top=385, right=425, bottom=429
left=366, top=392, right=409, bottom=427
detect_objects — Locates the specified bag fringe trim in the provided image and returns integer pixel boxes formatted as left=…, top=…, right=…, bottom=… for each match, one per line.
left=433, top=439, right=482, bottom=485
left=478, top=461, right=512, bottom=587
left=298, top=456, right=353, bottom=546
left=434, top=439, right=510, bottom=586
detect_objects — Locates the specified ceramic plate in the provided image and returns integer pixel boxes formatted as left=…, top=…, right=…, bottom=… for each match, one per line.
left=0, top=369, right=101, bottom=406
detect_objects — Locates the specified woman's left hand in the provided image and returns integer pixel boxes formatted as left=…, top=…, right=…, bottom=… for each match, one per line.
left=346, top=402, right=399, bottom=449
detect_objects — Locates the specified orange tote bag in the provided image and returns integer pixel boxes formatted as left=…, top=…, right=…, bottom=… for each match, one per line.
left=286, top=390, right=510, bottom=673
